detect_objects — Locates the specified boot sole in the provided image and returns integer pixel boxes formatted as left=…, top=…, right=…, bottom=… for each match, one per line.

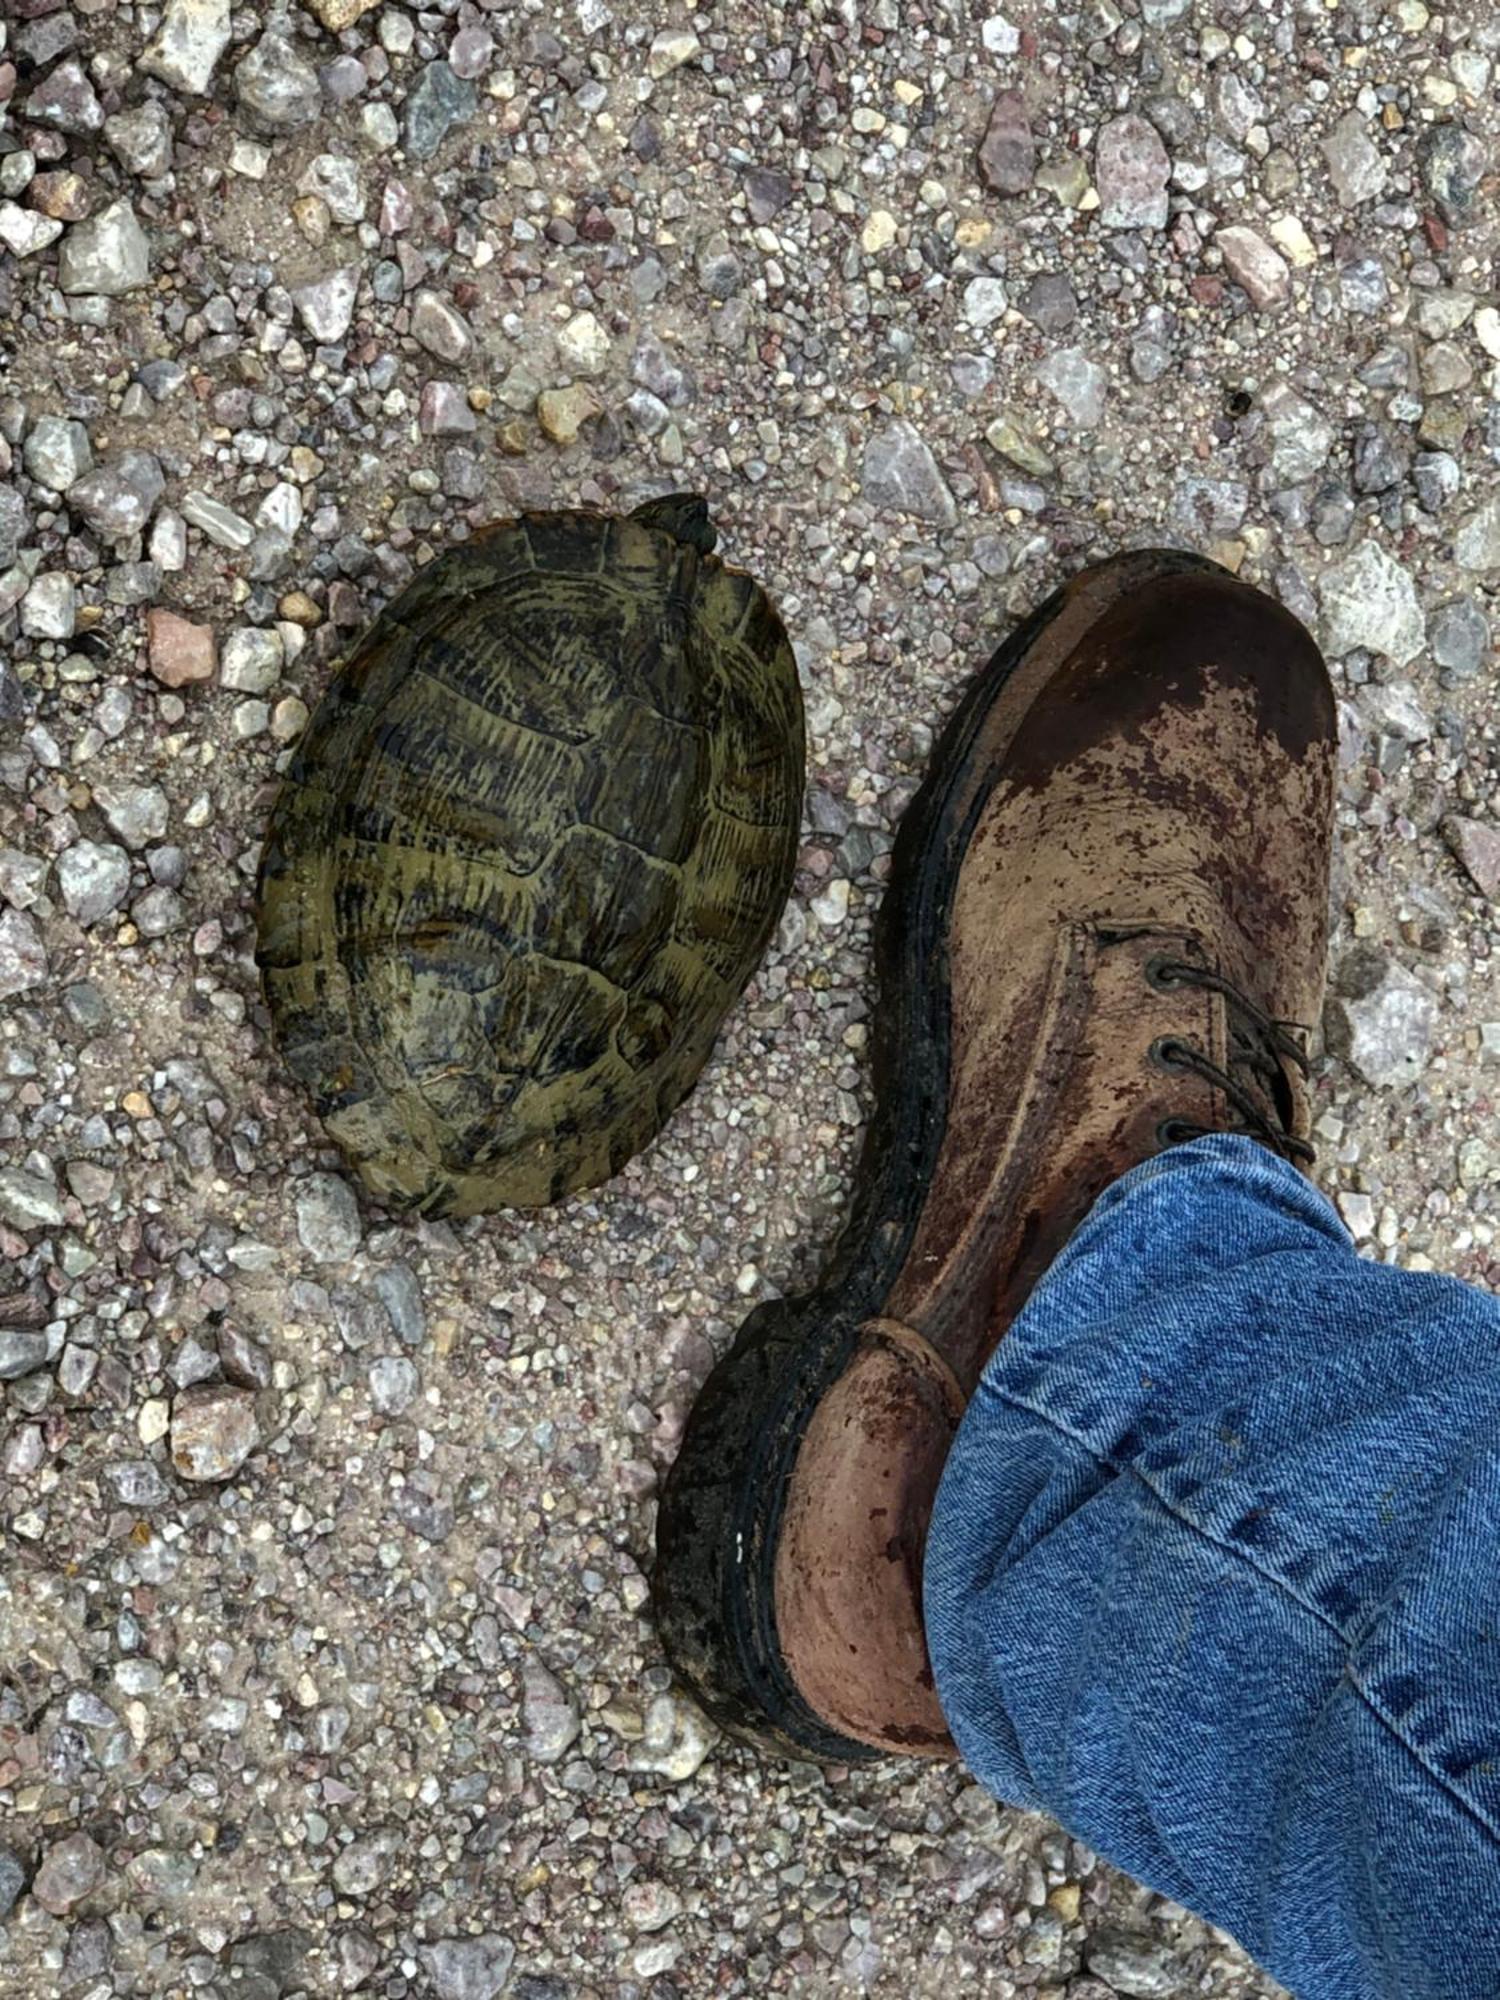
left=651, top=548, right=1225, bottom=1762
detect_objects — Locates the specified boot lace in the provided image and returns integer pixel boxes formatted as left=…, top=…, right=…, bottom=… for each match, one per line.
left=1145, top=956, right=1316, bottom=1167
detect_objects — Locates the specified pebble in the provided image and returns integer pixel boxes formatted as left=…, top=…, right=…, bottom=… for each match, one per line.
left=0, top=204, right=63, bottom=257
left=58, top=200, right=150, bottom=296
left=0, top=1168, right=63, bottom=1231
left=648, top=29, right=701, bottom=78
left=309, top=0, right=381, bottom=27
left=1320, top=110, right=1387, bottom=207
left=296, top=1173, right=362, bottom=1262
left=623, top=1882, right=685, bottom=1933
left=181, top=491, right=256, bottom=551
left=1318, top=543, right=1424, bottom=665
left=962, top=276, right=1008, bottom=330
left=1035, top=348, right=1108, bottom=429
left=0, top=1847, right=24, bottom=1920
left=1454, top=499, right=1500, bottom=573
left=537, top=385, right=602, bottom=446
left=412, top=291, right=471, bottom=362
left=104, top=102, right=174, bottom=179
left=420, top=381, right=477, bottom=437
left=141, top=0, right=231, bottom=96
left=171, top=1384, right=261, bottom=1481
left=861, top=420, right=957, bottom=527
left=404, top=62, right=476, bottom=162
left=70, top=451, right=165, bottom=542
left=0, top=909, right=48, bottom=998
left=1085, top=1929, right=1180, bottom=1998
left=978, top=90, right=1036, bottom=195
left=1443, top=818, right=1500, bottom=902
left=1326, top=950, right=1437, bottom=1090
left=0, top=1328, right=51, bottom=1378
left=299, top=154, right=365, bottom=228
left=419, top=1936, right=517, bottom=2000
left=1429, top=598, right=1489, bottom=683
left=57, top=839, right=131, bottom=925
left=26, top=60, right=102, bottom=136
left=291, top=267, right=360, bottom=344
left=744, top=167, right=793, bottom=224
left=632, top=1693, right=718, bottom=1781
left=93, top=783, right=169, bottom=849
left=1417, top=122, right=1485, bottom=226
left=235, top=27, right=321, bottom=133
left=1216, top=225, right=1290, bottom=311
left=20, top=572, right=77, bottom=639
left=1017, top=273, right=1077, bottom=335
left=1096, top=115, right=1171, bottom=229
left=221, top=629, right=283, bottom=693
left=331, top=1828, right=399, bottom=1898
left=32, top=1834, right=105, bottom=1917
left=369, top=1356, right=418, bottom=1415
left=558, top=310, right=611, bottom=377
left=146, top=609, right=216, bottom=686
left=522, top=1657, right=582, bottom=1763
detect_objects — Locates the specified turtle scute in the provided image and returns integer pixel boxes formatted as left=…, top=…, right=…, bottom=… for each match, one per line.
left=254, top=499, right=805, bottom=1217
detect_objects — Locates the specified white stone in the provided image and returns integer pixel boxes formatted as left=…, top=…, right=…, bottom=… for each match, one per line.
left=1319, top=543, right=1424, bottom=664
left=557, top=310, right=611, bottom=377
left=141, top=0, right=232, bottom=95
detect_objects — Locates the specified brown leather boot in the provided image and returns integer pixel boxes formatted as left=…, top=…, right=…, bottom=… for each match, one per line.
left=652, top=550, right=1336, bottom=1763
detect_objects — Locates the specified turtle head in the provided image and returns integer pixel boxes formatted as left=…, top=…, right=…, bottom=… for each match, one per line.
left=630, top=492, right=718, bottom=555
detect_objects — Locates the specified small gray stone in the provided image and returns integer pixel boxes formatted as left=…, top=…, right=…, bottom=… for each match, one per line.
left=291, top=266, right=360, bottom=346
left=1260, top=381, right=1334, bottom=485
left=58, top=839, right=131, bottom=925
left=0, top=486, right=29, bottom=567
left=25, top=59, right=102, bottom=135
left=404, top=62, right=476, bottom=161
left=1318, top=543, right=1424, bottom=664
left=171, top=1384, right=261, bottom=1481
left=106, top=1460, right=170, bottom=1507
left=1096, top=115, right=1171, bottom=229
left=1418, top=122, right=1486, bottom=228
left=0, top=203, right=63, bottom=257
left=1430, top=598, right=1489, bottom=683
left=1361, top=681, right=1430, bottom=745
left=58, top=200, right=150, bottom=296
left=221, top=629, right=283, bottom=693
left=32, top=1833, right=104, bottom=1917
left=1351, top=425, right=1407, bottom=496
left=1084, top=1929, right=1179, bottom=1998
left=369, top=1356, right=418, bottom=1415
left=1321, top=110, right=1387, bottom=207
left=420, top=381, right=476, bottom=436
left=1444, top=817, right=1500, bottom=902
left=419, top=1936, right=517, bottom=2000
left=743, top=167, right=793, bottom=225
left=21, top=573, right=78, bottom=639
left=1326, top=950, right=1436, bottom=1090
left=235, top=26, right=321, bottom=132
left=142, top=0, right=231, bottom=93
left=1168, top=477, right=1248, bottom=540
left=1454, top=498, right=1500, bottom=573
left=1413, top=451, right=1460, bottom=514
left=374, top=1262, right=426, bottom=1345
left=69, top=451, right=165, bottom=541
left=181, top=491, right=256, bottom=550
left=1035, top=347, right=1108, bottom=429
left=132, top=885, right=188, bottom=937
left=296, top=1173, right=362, bottom=1262
left=105, top=100, right=174, bottom=178
left=23, top=416, right=92, bottom=494
left=0, top=1329, right=50, bottom=1378
left=962, top=276, right=1008, bottom=329
left=300, top=154, right=365, bottom=227
left=0, top=1168, right=63, bottom=1231
left=978, top=90, right=1035, bottom=195
left=522, top=1657, right=581, bottom=1763
left=93, top=783, right=169, bottom=850
left=695, top=230, right=743, bottom=300
left=332, top=1827, right=399, bottom=1898
left=412, top=290, right=471, bottom=362
left=1017, top=274, right=1077, bottom=335
left=861, top=420, right=957, bottom=527
left=0, top=1846, right=25, bottom=1920
left=0, top=909, right=48, bottom=999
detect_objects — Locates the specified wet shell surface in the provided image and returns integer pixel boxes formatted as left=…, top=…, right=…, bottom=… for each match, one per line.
left=254, top=500, right=805, bottom=1216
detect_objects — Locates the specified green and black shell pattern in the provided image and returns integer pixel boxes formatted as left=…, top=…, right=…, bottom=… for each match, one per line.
left=254, top=498, right=805, bottom=1217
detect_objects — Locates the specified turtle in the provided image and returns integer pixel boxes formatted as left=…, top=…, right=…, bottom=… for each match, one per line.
left=254, top=494, right=805, bottom=1217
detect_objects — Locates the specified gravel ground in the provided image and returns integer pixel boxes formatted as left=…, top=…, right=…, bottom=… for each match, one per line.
left=1, top=0, right=1497, bottom=1995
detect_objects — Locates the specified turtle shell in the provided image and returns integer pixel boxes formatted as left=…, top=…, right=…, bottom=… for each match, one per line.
left=254, top=504, right=804, bottom=1216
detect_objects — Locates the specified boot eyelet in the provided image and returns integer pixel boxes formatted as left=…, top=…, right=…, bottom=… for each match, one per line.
left=1149, top=1036, right=1192, bottom=1072
left=1145, top=956, right=1188, bottom=992
left=1156, top=1117, right=1205, bottom=1149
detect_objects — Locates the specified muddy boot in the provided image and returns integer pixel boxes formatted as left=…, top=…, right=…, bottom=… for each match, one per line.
left=652, top=550, right=1337, bottom=1762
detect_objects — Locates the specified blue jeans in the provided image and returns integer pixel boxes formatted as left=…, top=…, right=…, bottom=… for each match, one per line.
left=924, top=1134, right=1500, bottom=2000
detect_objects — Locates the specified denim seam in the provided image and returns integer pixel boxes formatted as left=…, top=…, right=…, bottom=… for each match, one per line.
left=992, top=1384, right=1500, bottom=1851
